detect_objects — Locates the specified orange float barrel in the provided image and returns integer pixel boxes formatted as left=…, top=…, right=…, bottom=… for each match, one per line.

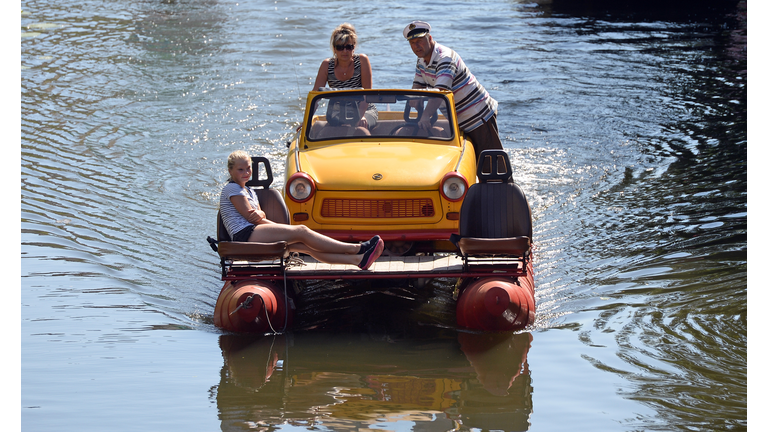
left=214, top=280, right=292, bottom=333
left=456, top=267, right=535, bottom=332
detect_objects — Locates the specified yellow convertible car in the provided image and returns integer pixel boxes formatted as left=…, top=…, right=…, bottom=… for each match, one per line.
left=283, top=88, right=477, bottom=255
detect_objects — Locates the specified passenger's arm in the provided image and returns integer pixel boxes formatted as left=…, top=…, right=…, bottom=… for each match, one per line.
left=312, top=59, right=330, bottom=91
left=360, top=54, right=372, bottom=89
left=418, top=98, right=443, bottom=131
left=230, top=195, right=268, bottom=225
left=355, top=55, right=373, bottom=128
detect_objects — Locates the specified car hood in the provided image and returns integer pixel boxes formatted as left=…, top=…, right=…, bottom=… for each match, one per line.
left=299, top=142, right=463, bottom=190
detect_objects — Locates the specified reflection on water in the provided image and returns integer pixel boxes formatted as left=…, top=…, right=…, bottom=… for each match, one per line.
left=215, top=331, right=533, bottom=430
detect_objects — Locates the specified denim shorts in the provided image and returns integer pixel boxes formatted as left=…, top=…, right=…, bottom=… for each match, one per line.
left=232, top=225, right=255, bottom=242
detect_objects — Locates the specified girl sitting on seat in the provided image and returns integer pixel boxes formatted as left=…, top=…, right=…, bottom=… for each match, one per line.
left=220, top=150, right=384, bottom=270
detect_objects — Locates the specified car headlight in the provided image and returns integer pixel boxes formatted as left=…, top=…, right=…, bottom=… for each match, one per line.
left=286, top=173, right=315, bottom=203
left=440, top=172, right=467, bottom=202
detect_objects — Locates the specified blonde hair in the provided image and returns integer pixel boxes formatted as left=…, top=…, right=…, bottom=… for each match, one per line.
left=330, top=23, right=357, bottom=52
left=227, top=150, right=250, bottom=180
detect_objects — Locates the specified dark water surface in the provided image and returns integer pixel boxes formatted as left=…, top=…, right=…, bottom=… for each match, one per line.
left=21, top=0, right=747, bottom=430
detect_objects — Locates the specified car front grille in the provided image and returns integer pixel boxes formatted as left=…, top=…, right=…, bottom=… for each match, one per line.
left=320, top=198, right=436, bottom=218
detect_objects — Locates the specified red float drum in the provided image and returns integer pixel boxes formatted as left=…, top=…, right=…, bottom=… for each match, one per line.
left=456, top=266, right=535, bottom=332
left=214, top=280, right=292, bottom=333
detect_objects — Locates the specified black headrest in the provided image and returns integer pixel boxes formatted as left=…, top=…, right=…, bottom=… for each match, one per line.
left=326, top=99, right=361, bottom=126
left=477, top=150, right=513, bottom=183
left=245, top=156, right=274, bottom=189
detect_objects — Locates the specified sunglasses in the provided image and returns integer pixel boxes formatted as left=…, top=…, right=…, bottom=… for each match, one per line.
left=334, top=44, right=355, bottom=51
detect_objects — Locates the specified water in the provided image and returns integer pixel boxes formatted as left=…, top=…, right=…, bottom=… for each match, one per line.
left=20, top=0, right=748, bottom=430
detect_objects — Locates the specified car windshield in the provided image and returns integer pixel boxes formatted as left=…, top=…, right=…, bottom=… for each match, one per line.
left=306, top=91, right=455, bottom=141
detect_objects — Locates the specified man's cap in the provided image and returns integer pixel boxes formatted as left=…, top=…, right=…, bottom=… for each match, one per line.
left=403, top=21, right=431, bottom=40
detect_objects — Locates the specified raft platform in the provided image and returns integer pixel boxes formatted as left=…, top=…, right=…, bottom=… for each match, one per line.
left=210, top=150, right=536, bottom=333
left=219, top=253, right=527, bottom=281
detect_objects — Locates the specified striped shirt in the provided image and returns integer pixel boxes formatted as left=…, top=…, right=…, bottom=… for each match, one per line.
left=219, top=181, right=260, bottom=239
left=327, top=54, right=364, bottom=89
left=412, top=43, right=498, bottom=132
left=326, top=54, right=378, bottom=120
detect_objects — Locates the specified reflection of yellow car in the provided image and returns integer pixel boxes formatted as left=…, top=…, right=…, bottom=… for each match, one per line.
left=284, top=88, right=477, bottom=255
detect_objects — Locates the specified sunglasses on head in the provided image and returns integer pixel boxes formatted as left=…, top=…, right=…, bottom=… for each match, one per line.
left=335, top=44, right=355, bottom=51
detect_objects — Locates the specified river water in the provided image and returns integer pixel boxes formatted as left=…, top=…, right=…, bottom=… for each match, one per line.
left=20, top=0, right=748, bottom=430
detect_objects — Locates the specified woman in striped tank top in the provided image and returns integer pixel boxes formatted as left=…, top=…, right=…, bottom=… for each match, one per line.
left=312, top=23, right=378, bottom=129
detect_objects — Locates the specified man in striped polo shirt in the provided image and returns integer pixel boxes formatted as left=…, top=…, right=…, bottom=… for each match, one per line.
left=403, top=20, right=503, bottom=163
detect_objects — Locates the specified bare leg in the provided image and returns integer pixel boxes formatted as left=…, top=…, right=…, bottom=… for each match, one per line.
left=247, top=224, right=359, bottom=254
left=287, top=244, right=360, bottom=266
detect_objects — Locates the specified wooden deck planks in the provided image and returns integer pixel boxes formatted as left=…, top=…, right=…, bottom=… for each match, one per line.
left=284, top=255, right=465, bottom=275
left=225, top=254, right=524, bottom=280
